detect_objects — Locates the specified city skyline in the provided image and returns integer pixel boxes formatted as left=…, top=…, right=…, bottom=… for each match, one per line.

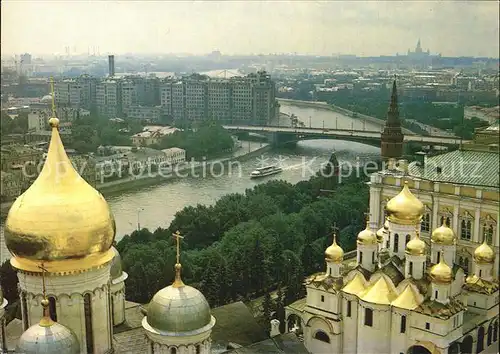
left=1, top=1, right=499, bottom=58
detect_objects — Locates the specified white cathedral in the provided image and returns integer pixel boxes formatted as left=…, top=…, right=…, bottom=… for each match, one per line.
left=284, top=181, right=499, bottom=354
left=0, top=106, right=498, bottom=353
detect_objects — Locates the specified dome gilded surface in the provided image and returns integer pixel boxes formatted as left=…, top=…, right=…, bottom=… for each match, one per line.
left=431, top=223, right=456, bottom=245
left=5, top=117, right=116, bottom=273
left=325, top=234, right=344, bottom=263
left=17, top=303, right=80, bottom=354
left=386, top=182, right=424, bottom=225
left=474, top=241, right=495, bottom=264
left=147, top=282, right=212, bottom=333
left=110, top=247, right=123, bottom=279
left=429, top=258, right=452, bottom=284
left=357, top=227, right=377, bottom=245
left=405, top=234, right=426, bottom=256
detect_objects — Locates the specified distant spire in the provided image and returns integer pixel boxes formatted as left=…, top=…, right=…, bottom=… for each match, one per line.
left=172, top=231, right=185, bottom=288
left=387, top=78, right=399, bottom=122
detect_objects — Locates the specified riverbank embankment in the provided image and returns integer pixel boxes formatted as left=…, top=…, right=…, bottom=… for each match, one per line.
left=99, top=143, right=271, bottom=195
left=1, top=143, right=271, bottom=217
left=278, top=98, right=414, bottom=134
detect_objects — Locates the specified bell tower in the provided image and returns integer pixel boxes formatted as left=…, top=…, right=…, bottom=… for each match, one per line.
left=381, top=79, right=404, bottom=160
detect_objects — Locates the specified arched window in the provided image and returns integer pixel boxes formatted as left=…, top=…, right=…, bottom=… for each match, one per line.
left=359, top=252, right=363, bottom=263
left=459, top=256, right=470, bottom=274
left=461, top=335, right=473, bottom=354
left=494, top=321, right=498, bottom=342
left=440, top=215, right=451, bottom=227
left=422, top=213, right=431, bottom=232
left=394, top=234, right=399, bottom=253
left=196, top=344, right=201, bottom=354
left=409, top=262, right=413, bottom=276
left=437, top=251, right=441, bottom=264
left=405, top=234, right=411, bottom=246
left=477, top=326, right=485, bottom=353
left=314, top=330, right=330, bottom=343
left=400, top=315, right=406, bottom=333
left=150, top=341, right=155, bottom=353
left=84, top=293, right=94, bottom=354
left=48, top=296, right=57, bottom=322
left=21, top=291, right=29, bottom=330
left=487, top=324, right=493, bottom=346
left=364, top=308, right=373, bottom=327
left=170, top=347, right=177, bottom=354
left=461, top=219, right=472, bottom=240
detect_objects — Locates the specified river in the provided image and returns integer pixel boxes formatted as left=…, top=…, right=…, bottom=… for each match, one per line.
left=0, top=102, right=382, bottom=261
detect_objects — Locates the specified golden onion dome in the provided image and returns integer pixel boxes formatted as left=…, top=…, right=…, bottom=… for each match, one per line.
left=5, top=117, right=116, bottom=274
left=386, top=181, right=424, bottom=225
left=325, top=234, right=344, bottom=263
left=357, top=224, right=377, bottom=246
left=405, top=232, right=426, bottom=256
left=431, top=223, right=456, bottom=245
left=16, top=299, right=80, bottom=354
left=429, top=258, right=453, bottom=284
left=473, top=241, right=495, bottom=264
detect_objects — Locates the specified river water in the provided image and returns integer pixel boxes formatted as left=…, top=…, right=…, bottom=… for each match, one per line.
left=0, top=102, right=383, bottom=258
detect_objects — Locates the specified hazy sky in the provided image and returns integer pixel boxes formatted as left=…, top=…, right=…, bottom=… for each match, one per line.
left=2, top=1, right=499, bottom=57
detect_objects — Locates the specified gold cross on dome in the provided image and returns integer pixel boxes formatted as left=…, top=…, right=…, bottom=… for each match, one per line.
left=49, top=77, right=56, bottom=117
left=331, top=223, right=339, bottom=235
left=37, top=263, right=48, bottom=299
left=172, top=230, right=184, bottom=264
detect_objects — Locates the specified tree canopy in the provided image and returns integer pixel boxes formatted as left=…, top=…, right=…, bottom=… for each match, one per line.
left=117, top=173, right=369, bottom=306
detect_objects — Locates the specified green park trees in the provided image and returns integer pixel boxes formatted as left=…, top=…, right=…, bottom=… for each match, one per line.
left=116, top=175, right=369, bottom=308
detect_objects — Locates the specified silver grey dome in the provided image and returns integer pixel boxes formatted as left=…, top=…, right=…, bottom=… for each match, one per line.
left=110, top=246, right=123, bottom=279
left=16, top=321, right=80, bottom=354
left=147, top=284, right=211, bottom=332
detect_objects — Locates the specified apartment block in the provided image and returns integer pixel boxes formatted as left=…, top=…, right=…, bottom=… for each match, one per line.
left=96, top=79, right=122, bottom=118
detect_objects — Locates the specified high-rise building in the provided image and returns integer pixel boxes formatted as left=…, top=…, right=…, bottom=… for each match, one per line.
left=96, top=79, right=122, bottom=118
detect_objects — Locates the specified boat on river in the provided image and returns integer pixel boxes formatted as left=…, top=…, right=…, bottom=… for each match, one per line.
left=250, top=165, right=283, bottom=179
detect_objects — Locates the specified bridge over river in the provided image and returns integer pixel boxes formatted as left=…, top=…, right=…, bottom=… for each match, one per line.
left=223, top=125, right=468, bottom=147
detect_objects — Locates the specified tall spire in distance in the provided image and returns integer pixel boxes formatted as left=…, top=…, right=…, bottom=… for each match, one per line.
left=381, top=76, right=404, bottom=160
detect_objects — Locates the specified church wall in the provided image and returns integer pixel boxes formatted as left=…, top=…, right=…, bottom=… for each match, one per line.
left=356, top=302, right=391, bottom=354
left=390, top=309, right=410, bottom=354
left=304, top=316, right=336, bottom=354
left=305, top=286, right=340, bottom=315
left=411, top=313, right=463, bottom=347
left=111, top=279, right=126, bottom=325
left=466, top=292, right=497, bottom=315
left=341, top=295, right=358, bottom=354
left=18, top=265, right=113, bottom=354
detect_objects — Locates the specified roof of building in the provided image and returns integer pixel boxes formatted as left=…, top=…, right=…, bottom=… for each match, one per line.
left=211, top=301, right=268, bottom=348
left=305, top=273, right=343, bottom=292
left=222, top=333, right=307, bottom=354
left=415, top=297, right=467, bottom=319
left=408, top=149, right=499, bottom=188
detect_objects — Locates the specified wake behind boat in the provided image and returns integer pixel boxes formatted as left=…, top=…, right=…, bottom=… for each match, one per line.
left=250, top=165, right=283, bottom=179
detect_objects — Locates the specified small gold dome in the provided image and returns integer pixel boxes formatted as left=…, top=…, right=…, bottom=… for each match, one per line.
left=474, top=241, right=495, bottom=264
left=386, top=182, right=424, bottom=225
left=5, top=117, right=116, bottom=273
left=325, top=234, right=344, bottom=263
left=431, top=223, right=456, bottom=245
left=406, top=233, right=426, bottom=256
left=357, top=226, right=377, bottom=245
left=429, top=258, right=452, bottom=284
